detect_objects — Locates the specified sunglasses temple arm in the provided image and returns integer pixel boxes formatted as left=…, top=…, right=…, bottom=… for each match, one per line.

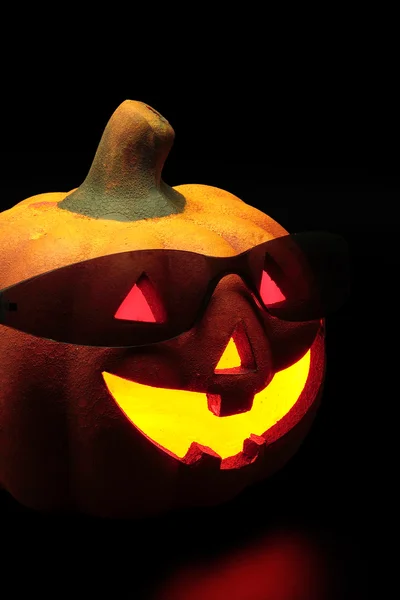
left=0, top=292, right=6, bottom=325
left=0, top=292, right=17, bottom=325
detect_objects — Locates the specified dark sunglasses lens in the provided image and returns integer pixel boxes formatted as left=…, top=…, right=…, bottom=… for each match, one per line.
left=0, top=232, right=350, bottom=346
left=0, top=249, right=210, bottom=347
left=260, top=231, right=350, bottom=321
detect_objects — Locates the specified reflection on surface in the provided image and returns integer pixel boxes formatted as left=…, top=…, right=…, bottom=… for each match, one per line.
left=152, top=527, right=338, bottom=600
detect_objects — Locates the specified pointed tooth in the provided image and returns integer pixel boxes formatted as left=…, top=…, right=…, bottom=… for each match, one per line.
left=242, top=438, right=259, bottom=460
left=207, top=391, right=254, bottom=417
left=206, top=393, right=222, bottom=416
left=242, top=434, right=266, bottom=460
left=183, top=442, right=222, bottom=468
left=250, top=433, right=266, bottom=444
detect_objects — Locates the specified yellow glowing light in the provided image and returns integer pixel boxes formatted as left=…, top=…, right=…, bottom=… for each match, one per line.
left=214, top=337, right=242, bottom=371
left=102, top=350, right=310, bottom=460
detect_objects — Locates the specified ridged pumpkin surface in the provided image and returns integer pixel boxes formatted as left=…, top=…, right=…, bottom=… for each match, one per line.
left=0, top=101, right=325, bottom=517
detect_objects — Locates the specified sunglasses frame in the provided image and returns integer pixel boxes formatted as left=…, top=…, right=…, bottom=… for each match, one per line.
left=0, top=232, right=342, bottom=348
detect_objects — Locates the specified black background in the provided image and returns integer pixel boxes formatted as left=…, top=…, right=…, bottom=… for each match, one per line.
left=0, top=68, right=397, bottom=599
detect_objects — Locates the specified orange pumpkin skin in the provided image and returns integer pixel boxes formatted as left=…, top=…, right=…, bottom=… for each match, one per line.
left=0, top=101, right=325, bottom=517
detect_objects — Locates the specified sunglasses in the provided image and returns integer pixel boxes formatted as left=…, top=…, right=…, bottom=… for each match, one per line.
left=0, top=231, right=350, bottom=348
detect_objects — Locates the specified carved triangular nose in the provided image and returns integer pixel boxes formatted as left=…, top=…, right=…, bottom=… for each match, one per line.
left=214, top=322, right=256, bottom=375
left=214, top=337, right=241, bottom=372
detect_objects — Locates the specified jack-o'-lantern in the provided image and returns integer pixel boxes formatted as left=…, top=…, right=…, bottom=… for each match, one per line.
left=0, top=101, right=347, bottom=518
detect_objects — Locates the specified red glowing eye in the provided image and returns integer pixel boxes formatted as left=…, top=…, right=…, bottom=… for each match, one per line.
left=114, top=274, right=166, bottom=323
left=259, top=270, right=286, bottom=305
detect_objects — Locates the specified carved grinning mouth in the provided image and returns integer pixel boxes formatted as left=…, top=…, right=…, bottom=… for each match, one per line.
left=102, top=338, right=313, bottom=468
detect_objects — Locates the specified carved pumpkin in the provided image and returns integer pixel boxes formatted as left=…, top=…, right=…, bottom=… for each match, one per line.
left=0, top=101, right=328, bottom=518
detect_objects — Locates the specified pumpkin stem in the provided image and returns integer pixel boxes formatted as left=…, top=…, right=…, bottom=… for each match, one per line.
left=58, top=100, right=186, bottom=221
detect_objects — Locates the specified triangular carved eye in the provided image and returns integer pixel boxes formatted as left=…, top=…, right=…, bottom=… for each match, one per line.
left=259, top=269, right=286, bottom=305
left=114, top=273, right=166, bottom=323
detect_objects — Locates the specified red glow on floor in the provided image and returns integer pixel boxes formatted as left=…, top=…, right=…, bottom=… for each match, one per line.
left=154, top=530, right=331, bottom=600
